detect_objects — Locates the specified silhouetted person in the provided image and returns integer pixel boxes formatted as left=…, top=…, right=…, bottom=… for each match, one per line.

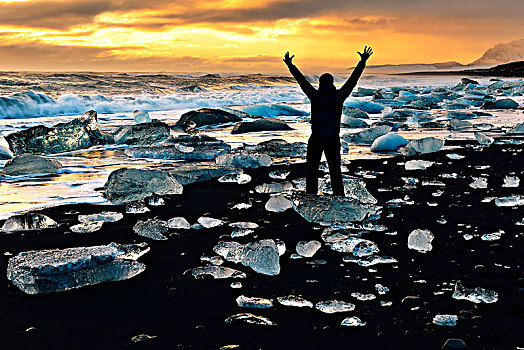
left=283, top=46, right=373, bottom=196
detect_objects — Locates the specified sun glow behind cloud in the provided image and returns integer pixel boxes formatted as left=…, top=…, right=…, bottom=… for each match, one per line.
left=0, top=0, right=522, bottom=72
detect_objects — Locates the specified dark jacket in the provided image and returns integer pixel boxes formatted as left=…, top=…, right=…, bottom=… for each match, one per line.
left=287, top=60, right=366, bottom=137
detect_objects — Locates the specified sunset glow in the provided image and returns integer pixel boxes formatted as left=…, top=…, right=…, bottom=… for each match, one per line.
left=0, top=0, right=522, bottom=72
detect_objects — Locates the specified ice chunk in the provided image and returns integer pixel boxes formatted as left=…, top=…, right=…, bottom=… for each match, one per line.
left=331, top=238, right=379, bottom=257
left=296, top=240, right=321, bottom=257
left=341, top=316, right=366, bottom=327
left=244, top=139, right=307, bottom=158
left=407, top=229, right=434, bottom=253
left=2, top=154, right=62, bottom=176
left=315, top=300, right=355, bottom=313
left=197, top=216, right=224, bottom=228
left=446, top=153, right=465, bottom=160
left=133, top=110, right=151, bottom=124
left=255, top=181, right=293, bottom=194
left=318, top=176, right=378, bottom=203
left=400, top=137, right=444, bottom=156
left=380, top=301, right=392, bottom=307
left=469, top=177, right=488, bottom=189
left=481, top=230, right=504, bottom=241
left=275, top=239, right=286, bottom=256
left=229, top=222, right=259, bottom=229
left=231, top=282, right=242, bottom=288
left=200, top=255, right=224, bottom=265
left=231, top=229, right=254, bottom=238
left=481, top=98, right=518, bottom=109
left=265, top=195, right=292, bottom=212
left=131, top=334, right=156, bottom=343
left=218, top=173, right=251, bottom=184
left=502, top=175, right=519, bottom=188
left=269, top=169, right=290, bottom=180
left=371, top=133, right=409, bottom=151
left=213, top=240, right=280, bottom=276
left=216, top=152, right=272, bottom=169
left=375, top=284, right=389, bottom=295
left=224, top=313, right=276, bottom=326
left=452, top=281, right=498, bottom=303
left=70, top=221, right=103, bottom=233
left=277, top=295, right=313, bottom=308
left=167, top=217, right=191, bottom=229
left=474, top=132, right=494, bottom=146
left=192, top=265, right=246, bottom=279
left=126, top=200, right=149, bottom=214
left=79, top=211, right=123, bottom=223
left=433, top=314, right=458, bottom=326
left=343, top=98, right=384, bottom=113
left=450, top=118, right=473, bottom=130
left=494, top=195, right=524, bottom=207
left=342, top=255, right=397, bottom=266
left=342, top=125, right=391, bottom=144
left=351, top=292, right=376, bottom=301
left=291, top=194, right=380, bottom=224
left=133, top=218, right=168, bottom=240
left=7, top=242, right=149, bottom=294
left=232, top=202, right=252, bottom=210
left=147, top=195, right=165, bottom=206
left=1, top=213, right=58, bottom=233
left=405, top=160, right=434, bottom=170
left=103, top=168, right=183, bottom=204
left=236, top=295, right=273, bottom=308
left=507, top=122, right=524, bottom=134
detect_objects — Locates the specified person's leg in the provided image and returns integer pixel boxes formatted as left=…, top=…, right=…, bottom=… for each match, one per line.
left=306, top=135, right=323, bottom=195
left=324, top=137, right=344, bottom=196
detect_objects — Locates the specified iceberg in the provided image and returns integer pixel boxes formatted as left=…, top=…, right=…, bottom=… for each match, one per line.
left=265, top=195, right=292, bottom=212
left=452, top=281, right=498, bottom=303
left=216, top=152, right=272, bottom=169
left=343, top=98, right=384, bottom=113
left=1, top=213, right=58, bottom=233
left=370, top=133, right=409, bottom=152
left=404, top=160, right=434, bottom=170
left=502, top=175, right=519, bottom=187
left=218, top=173, right=252, bottom=184
left=296, top=240, right=321, bottom=257
left=342, top=107, right=369, bottom=119
left=133, top=110, right=150, bottom=124
left=233, top=104, right=308, bottom=118
left=175, top=108, right=242, bottom=131
left=331, top=238, right=379, bottom=257
left=192, top=265, right=246, bottom=279
left=113, top=119, right=171, bottom=145
left=232, top=117, right=293, bottom=134
left=70, top=221, right=103, bottom=233
left=315, top=300, right=355, bottom=313
left=197, top=216, right=224, bottom=228
left=224, top=313, right=276, bottom=326
left=481, top=98, right=519, bottom=109
left=507, top=122, right=524, bottom=134
left=342, top=125, right=392, bottom=144
left=255, top=181, right=293, bottom=194
left=213, top=240, right=280, bottom=276
left=277, top=295, right=313, bottom=308
left=469, top=177, right=488, bottom=189
left=341, top=316, right=366, bottom=327
left=7, top=242, right=149, bottom=294
left=474, top=132, right=494, bottom=146
left=433, top=314, right=458, bottom=326
left=244, top=139, right=307, bottom=158
left=236, top=295, right=274, bottom=309
left=133, top=218, right=169, bottom=241
left=407, top=229, right=434, bottom=253
left=168, top=161, right=239, bottom=185
left=78, top=211, right=123, bottom=223
left=400, top=137, right=444, bottom=156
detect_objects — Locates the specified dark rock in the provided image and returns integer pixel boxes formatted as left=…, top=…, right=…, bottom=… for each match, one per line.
left=176, top=108, right=242, bottom=131
left=342, top=107, right=369, bottom=119
left=113, top=119, right=171, bottom=145
left=341, top=116, right=368, bottom=128
left=481, top=98, right=519, bottom=109
left=442, top=338, right=467, bottom=349
left=232, top=117, right=292, bottom=134
left=103, top=168, right=183, bottom=204
left=2, top=154, right=62, bottom=176
left=244, top=139, right=307, bottom=158
left=5, top=110, right=110, bottom=155
left=461, top=78, right=479, bottom=85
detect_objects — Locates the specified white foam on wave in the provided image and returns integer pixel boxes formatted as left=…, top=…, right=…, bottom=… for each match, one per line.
left=0, top=88, right=304, bottom=119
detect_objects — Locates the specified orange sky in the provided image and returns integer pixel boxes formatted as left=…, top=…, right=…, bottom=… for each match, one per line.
left=0, top=0, right=523, bottom=72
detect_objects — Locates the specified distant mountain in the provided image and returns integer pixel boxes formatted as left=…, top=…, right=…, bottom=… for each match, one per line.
left=352, top=62, right=467, bottom=74
left=400, top=61, right=524, bottom=78
left=471, top=39, right=524, bottom=66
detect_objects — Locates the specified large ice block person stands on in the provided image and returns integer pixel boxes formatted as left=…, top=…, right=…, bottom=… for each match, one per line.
left=283, top=46, right=373, bottom=196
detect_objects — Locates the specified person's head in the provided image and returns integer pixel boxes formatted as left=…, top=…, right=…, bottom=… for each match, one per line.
left=319, top=73, right=335, bottom=93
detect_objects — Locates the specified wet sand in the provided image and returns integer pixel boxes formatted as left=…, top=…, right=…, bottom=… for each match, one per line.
left=0, top=139, right=523, bottom=349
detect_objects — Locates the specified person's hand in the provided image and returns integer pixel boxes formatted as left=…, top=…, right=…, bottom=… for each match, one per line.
left=357, top=46, right=373, bottom=62
left=283, top=51, right=295, bottom=66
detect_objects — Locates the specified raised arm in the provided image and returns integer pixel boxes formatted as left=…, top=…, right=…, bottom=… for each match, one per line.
left=338, top=46, right=373, bottom=99
left=283, top=51, right=316, bottom=99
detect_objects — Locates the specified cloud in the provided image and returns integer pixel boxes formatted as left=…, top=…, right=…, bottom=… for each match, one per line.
left=222, top=54, right=279, bottom=63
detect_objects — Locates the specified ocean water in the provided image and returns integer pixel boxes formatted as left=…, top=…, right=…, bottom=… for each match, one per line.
left=0, top=71, right=523, bottom=219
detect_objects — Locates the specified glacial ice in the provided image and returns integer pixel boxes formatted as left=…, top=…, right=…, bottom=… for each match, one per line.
left=2, top=154, right=62, bottom=176
left=216, top=152, right=272, bottom=169
left=133, top=110, right=150, bottom=124
left=446, top=153, right=465, bottom=160
left=147, top=194, right=165, bottom=206
left=400, top=137, right=444, bottom=156
left=229, top=222, right=259, bottom=229
left=452, top=281, right=498, bottom=303
left=236, top=295, right=274, bottom=308
left=343, top=98, right=384, bottom=113
left=351, top=292, right=376, bottom=301
left=234, top=103, right=308, bottom=118
left=197, top=216, right=224, bottom=228
left=404, top=160, right=434, bottom=170
left=1, top=213, right=58, bottom=233
left=291, top=194, right=380, bottom=223
left=200, top=255, right=224, bottom=265
left=407, top=229, right=434, bottom=253
left=213, top=240, right=280, bottom=276
left=232, top=117, right=293, bottom=134
left=78, top=211, right=123, bottom=223
left=469, top=177, right=488, bottom=189
left=296, top=240, right=321, bottom=257
left=231, top=229, right=254, bottom=238
left=131, top=334, right=157, bottom=343
left=70, top=221, right=103, bottom=233
left=277, top=295, right=313, bottom=308
left=318, top=176, right=378, bottom=204
left=224, top=313, right=276, bottom=326
left=331, top=238, right=379, bottom=257
left=474, top=132, right=494, bottom=146
left=126, top=200, right=150, bottom=214
left=342, top=125, right=392, bottom=144
left=167, top=217, right=191, bottom=229
left=375, top=284, right=389, bottom=295
left=7, top=242, right=149, bottom=294
left=218, top=173, right=252, bottom=184
left=507, top=122, right=524, bottom=134
left=168, top=161, right=239, bottom=185
left=450, top=118, right=473, bottom=130
left=341, top=316, right=366, bottom=327
left=255, top=181, right=293, bottom=194
left=244, top=139, right=307, bottom=158
left=433, top=314, right=458, bottom=326
left=342, top=255, right=397, bottom=267
left=315, top=300, right=355, bottom=313
left=502, top=175, right=519, bottom=187
left=481, top=230, right=504, bottom=241
left=113, top=119, right=171, bottom=145
left=133, top=218, right=169, bottom=241
left=370, top=133, right=409, bottom=151
left=269, top=169, right=290, bottom=179
left=494, top=195, right=524, bottom=207
left=265, top=195, right=292, bottom=212
left=192, top=265, right=246, bottom=279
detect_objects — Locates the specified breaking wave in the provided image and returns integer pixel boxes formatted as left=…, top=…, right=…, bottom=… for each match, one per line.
left=0, top=88, right=304, bottom=119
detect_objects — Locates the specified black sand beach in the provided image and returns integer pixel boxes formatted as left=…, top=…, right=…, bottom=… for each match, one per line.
left=1, top=139, right=522, bottom=349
